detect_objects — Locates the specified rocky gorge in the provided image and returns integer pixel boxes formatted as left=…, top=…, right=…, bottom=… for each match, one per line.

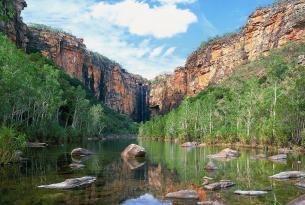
left=1, top=0, right=305, bottom=120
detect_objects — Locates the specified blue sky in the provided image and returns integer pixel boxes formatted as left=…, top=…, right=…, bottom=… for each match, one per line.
left=22, top=0, right=275, bottom=79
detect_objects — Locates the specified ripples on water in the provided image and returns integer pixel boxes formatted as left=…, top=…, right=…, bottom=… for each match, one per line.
left=0, top=139, right=304, bottom=205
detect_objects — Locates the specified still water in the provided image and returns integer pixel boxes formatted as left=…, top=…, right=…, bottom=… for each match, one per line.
left=0, top=139, right=304, bottom=205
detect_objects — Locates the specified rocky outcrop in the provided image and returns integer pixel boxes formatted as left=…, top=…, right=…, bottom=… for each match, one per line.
left=27, top=27, right=149, bottom=121
left=38, top=176, right=96, bottom=189
left=149, top=0, right=305, bottom=116
left=0, top=0, right=28, bottom=50
left=0, top=0, right=149, bottom=121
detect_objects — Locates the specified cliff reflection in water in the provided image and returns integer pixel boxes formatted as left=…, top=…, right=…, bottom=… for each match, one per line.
left=1, top=140, right=305, bottom=205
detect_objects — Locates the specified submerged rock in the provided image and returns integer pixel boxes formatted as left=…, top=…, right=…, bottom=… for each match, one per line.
left=205, top=161, right=219, bottom=170
left=38, top=176, right=96, bottom=189
left=69, top=163, right=85, bottom=169
left=270, top=171, right=305, bottom=179
left=71, top=148, right=93, bottom=156
left=203, top=180, right=235, bottom=190
left=121, top=144, right=146, bottom=158
left=269, top=154, right=287, bottom=161
left=208, top=148, right=240, bottom=159
left=234, top=190, right=268, bottom=196
left=181, top=142, right=197, bottom=147
left=27, top=142, right=48, bottom=148
left=165, top=190, right=199, bottom=200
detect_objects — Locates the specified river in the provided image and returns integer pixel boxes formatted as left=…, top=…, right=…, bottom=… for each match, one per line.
left=0, top=139, right=304, bottom=205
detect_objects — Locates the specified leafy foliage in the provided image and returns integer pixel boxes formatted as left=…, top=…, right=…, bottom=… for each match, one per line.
left=0, top=33, right=136, bottom=144
left=140, top=42, right=305, bottom=147
left=0, top=126, right=26, bottom=164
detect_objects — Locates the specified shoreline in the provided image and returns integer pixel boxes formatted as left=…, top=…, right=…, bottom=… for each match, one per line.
left=137, top=137, right=305, bottom=153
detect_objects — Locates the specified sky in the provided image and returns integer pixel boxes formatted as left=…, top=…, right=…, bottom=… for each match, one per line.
left=22, top=0, right=275, bottom=79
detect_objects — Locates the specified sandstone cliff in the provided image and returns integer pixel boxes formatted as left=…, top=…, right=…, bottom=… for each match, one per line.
left=149, top=0, right=305, bottom=116
left=0, top=0, right=149, bottom=122
left=27, top=27, right=149, bottom=121
left=0, top=0, right=28, bottom=49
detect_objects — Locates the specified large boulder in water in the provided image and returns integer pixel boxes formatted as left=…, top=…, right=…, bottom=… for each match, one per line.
left=270, top=171, right=305, bottom=179
left=121, top=144, right=145, bottom=158
left=203, top=180, right=235, bottom=190
left=208, top=148, right=240, bottom=159
left=38, top=176, right=96, bottom=189
left=71, top=148, right=93, bottom=156
left=181, top=142, right=197, bottom=147
left=165, top=190, right=199, bottom=200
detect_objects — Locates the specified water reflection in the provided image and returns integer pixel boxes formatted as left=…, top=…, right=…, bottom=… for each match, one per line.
left=0, top=139, right=304, bottom=205
left=122, top=194, right=171, bottom=205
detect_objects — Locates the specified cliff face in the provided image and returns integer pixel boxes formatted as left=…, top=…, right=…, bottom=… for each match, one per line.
left=149, top=0, right=305, bottom=116
left=27, top=27, right=149, bottom=121
left=0, top=0, right=28, bottom=49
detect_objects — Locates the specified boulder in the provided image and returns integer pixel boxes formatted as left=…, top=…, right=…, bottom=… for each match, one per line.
left=208, top=148, right=240, bottom=159
left=181, top=142, right=197, bottom=147
left=234, top=190, right=268, bottom=196
left=205, top=161, right=219, bottom=170
left=165, top=190, right=199, bottom=200
left=38, top=176, right=96, bottom=189
left=268, top=154, right=287, bottom=161
left=203, top=180, right=235, bottom=190
left=71, top=148, right=93, bottom=156
left=198, top=143, right=207, bottom=147
left=121, top=144, right=146, bottom=158
left=69, top=163, right=85, bottom=169
left=270, top=171, right=305, bottom=179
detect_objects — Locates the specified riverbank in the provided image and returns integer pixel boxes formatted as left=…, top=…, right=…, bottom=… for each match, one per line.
left=138, top=137, right=305, bottom=153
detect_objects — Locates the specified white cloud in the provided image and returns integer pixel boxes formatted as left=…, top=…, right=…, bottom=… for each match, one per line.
left=150, top=46, right=164, bottom=58
left=163, top=47, right=176, bottom=57
left=22, top=0, right=189, bottom=79
left=156, top=0, right=197, bottom=5
left=90, top=0, right=197, bottom=38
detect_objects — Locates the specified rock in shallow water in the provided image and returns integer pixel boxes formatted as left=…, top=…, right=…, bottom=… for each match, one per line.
left=38, top=176, right=96, bottom=189
left=208, top=148, right=240, bottom=159
left=71, top=148, right=93, bottom=156
left=165, top=190, right=199, bottom=200
left=121, top=144, right=146, bottom=158
left=286, top=194, right=305, bottom=205
left=203, top=180, right=235, bottom=190
left=181, top=142, right=197, bottom=147
left=234, top=190, right=269, bottom=196
left=270, top=171, right=305, bottom=179
left=268, top=154, right=287, bottom=160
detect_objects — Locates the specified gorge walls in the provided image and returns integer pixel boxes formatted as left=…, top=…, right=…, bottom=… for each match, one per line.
left=149, top=0, right=305, bottom=116
left=0, top=0, right=149, bottom=122
left=27, top=27, right=149, bottom=121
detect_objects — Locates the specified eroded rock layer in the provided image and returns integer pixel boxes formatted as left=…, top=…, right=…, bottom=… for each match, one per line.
left=27, top=27, right=149, bottom=121
left=149, top=0, right=305, bottom=116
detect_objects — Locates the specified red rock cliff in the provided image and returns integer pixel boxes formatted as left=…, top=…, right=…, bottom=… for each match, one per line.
left=27, top=27, right=149, bottom=121
left=149, top=0, right=305, bottom=116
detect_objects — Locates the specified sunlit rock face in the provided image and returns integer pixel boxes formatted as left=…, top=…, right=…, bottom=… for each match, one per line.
left=26, top=27, right=149, bottom=121
left=149, top=0, right=305, bottom=116
left=0, top=0, right=29, bottom=50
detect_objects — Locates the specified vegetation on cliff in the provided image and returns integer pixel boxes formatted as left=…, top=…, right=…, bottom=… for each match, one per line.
left=0, top=33, right=137, bottom=144
left=139, top=42, right=305, bottom=147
